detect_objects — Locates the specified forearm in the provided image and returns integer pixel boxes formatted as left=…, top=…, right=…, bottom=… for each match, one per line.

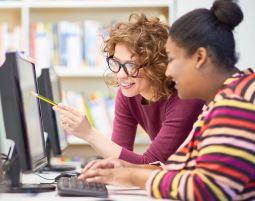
left=128, top=168, right=154, bottom=189
left=84, top=128, right=122, bottom=158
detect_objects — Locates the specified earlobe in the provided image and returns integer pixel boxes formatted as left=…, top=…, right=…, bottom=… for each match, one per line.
left=195, top=47, right=207, bottom=69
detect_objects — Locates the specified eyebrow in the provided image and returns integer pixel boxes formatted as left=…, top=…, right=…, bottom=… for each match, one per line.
left=112, top=56, right=135, bottom=64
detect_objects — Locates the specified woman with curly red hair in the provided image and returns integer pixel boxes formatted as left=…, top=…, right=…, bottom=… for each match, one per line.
left=54, top=13, right=204, bottom=164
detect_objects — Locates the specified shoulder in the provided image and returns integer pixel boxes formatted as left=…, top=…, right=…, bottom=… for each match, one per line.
left=219, top=72, right=255, bottom=104
left=205, top=94, right=255, bottom=129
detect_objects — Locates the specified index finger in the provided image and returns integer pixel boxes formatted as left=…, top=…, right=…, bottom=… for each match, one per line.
left=82, top=160, right=98, bottom=173
left=78, top=168, right=111, bottom=180
left=83, top=159, right=117, bottom=173
left=56, top=103, right=81, bottom=116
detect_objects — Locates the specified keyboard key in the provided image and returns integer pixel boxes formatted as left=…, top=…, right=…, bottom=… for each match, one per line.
left=57, top=176, right=108, bottom=197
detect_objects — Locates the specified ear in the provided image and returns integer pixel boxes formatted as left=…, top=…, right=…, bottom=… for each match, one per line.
left=194, top=47, right=207, bottom=70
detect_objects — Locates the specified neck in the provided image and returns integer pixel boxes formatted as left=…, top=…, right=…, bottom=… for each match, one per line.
left=140, top=88, right=157, bottom=104
left=202, top=67, right=239, bottom=104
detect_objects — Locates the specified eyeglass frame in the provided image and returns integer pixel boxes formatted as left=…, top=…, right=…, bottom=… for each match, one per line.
left=106, top=56, right=145, bottom=78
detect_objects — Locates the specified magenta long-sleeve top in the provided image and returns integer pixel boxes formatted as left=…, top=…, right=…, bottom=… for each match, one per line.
left=111, top=89, right=204, bottom=164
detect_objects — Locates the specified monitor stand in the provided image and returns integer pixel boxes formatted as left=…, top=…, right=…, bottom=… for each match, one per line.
left=42, top=140, right=75, bottom=172
left=2, top=148, right=55, bottom=193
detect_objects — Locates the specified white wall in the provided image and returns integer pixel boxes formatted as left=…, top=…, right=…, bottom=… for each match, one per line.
left=235, top=0, right=255, bottom=69
left=173, top=0, right=255, bottom=69
left=174, top=0, right=214, bottom=18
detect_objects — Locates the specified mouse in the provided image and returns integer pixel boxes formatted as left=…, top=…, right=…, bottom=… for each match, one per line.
left=54, top=171, right=81, bottom=182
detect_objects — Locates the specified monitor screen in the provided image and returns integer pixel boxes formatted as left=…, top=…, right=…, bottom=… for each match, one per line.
left=17, top=56, right=45, bottom=164
left=0, top=53, right=56, bottom=192
left=49, top=68, right=68, bottom=151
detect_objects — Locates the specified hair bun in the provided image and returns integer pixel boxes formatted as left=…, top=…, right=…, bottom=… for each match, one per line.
left=210, top=0, right=243, bottom=30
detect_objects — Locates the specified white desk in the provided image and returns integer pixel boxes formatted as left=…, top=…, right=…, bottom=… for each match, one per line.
left=0, top=187, right=153, bottom=201
left=0, top=171, right=161, bottom=201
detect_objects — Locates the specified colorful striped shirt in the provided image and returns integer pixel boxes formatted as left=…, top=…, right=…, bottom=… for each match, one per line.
left=146, top=68, right=255, bottom=200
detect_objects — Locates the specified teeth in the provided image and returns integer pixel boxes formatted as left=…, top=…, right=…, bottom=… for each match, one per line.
left=121, top=82, right=133, bottom=87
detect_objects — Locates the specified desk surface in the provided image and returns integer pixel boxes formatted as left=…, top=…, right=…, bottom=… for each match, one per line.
left=0, top=171, right=160, bottom=201
left=0, top=186, right=152, bottom=201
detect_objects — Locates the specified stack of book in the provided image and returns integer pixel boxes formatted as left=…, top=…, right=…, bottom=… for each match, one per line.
left=30, top=20, right=108, bottom=70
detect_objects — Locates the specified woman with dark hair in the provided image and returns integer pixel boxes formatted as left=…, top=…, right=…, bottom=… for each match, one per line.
left=53, top=14, right=203, bottom=164
left=78, top=1, right=255, bottom=200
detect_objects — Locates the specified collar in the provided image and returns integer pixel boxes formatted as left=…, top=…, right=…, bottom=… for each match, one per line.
left=207, top=68, right=254, bottom=107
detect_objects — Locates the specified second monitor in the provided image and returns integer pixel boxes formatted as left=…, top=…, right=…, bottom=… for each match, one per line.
left=37, top=68, right=75, bottom=171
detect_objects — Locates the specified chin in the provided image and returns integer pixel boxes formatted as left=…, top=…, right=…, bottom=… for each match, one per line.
left=121, top=89, right=138, bottom=98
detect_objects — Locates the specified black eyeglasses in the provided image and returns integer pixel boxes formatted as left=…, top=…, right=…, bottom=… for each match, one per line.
left=106, top=56, right=143, bottom=78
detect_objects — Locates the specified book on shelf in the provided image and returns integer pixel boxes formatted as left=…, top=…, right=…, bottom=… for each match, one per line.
left=0, top=23, right=22, bottom=65
left=88, top=92, right=113, bottom=134
left=30, top=23, right=53, bottom=69
left=30, top=20, right=107, bottom=70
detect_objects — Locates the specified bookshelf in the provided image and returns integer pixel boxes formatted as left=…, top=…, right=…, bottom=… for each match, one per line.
left=0, top=0, right=174, bottom=154
left=55, top=67, right=105, bottom=78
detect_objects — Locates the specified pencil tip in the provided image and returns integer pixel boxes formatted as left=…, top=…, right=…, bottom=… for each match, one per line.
left=30, top=91, right=37, bottom=96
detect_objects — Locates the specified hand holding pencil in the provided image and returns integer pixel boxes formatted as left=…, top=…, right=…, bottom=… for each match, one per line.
left=52, top=103, right=93, bottom=140
left=31, top=91, right=93, bottom=140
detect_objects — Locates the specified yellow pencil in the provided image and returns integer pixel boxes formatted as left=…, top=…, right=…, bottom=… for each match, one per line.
left=30, top=91, right=58, bottom=106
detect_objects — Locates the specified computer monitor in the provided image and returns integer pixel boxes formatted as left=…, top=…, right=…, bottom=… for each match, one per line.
left=0, top=52, right=55, bottom=193
left=0, top=96, right=3, bottom=188
left=37, top=68, right=74, bottom=171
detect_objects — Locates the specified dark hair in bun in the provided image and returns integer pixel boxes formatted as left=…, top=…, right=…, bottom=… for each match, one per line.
left=211, top=0, right=243, bottom=31
left=169, top=0, right=243, bottom=69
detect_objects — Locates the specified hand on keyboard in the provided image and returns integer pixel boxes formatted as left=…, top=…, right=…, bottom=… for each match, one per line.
left=57, top=176, right=108, bottom=197
left=54, top=171, right=80, bottom=182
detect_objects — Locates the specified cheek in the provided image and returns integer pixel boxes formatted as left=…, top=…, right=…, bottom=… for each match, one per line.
left=135, top=78, right=150, bottom=91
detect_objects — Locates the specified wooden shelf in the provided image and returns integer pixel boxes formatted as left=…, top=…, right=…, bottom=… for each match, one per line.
left=28, top=0, right=169, bottom=8
left=54, top=67, right=106, bottom=78
left=0, top=1, right=22, bottom=9
left=0, top=0, right=169, bottom=9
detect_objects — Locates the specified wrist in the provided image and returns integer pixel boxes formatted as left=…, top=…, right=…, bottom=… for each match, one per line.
left=129, top=168, right=152, bottom=189
left=82, top=127, right=97, bottom=142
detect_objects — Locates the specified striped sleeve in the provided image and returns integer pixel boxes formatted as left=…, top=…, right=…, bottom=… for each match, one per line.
left=147, top=98, right=255, bottom=200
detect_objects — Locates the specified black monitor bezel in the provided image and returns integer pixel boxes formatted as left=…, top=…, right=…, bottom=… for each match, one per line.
left=38, top=68, right=68, bottom=156
left=0, top=52, right=47, bottom=172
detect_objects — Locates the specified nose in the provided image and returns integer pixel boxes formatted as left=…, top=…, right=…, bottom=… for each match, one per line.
left=165, top=63, right=172, bottom=78
left=116, top=67, right=128, bottom=79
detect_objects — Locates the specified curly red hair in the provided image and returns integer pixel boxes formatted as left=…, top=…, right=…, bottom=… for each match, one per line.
left=104, top=13, right=175, bottom=100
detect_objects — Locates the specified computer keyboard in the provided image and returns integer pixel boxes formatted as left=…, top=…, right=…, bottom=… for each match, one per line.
left=57, top=176, right=108, bottom=197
